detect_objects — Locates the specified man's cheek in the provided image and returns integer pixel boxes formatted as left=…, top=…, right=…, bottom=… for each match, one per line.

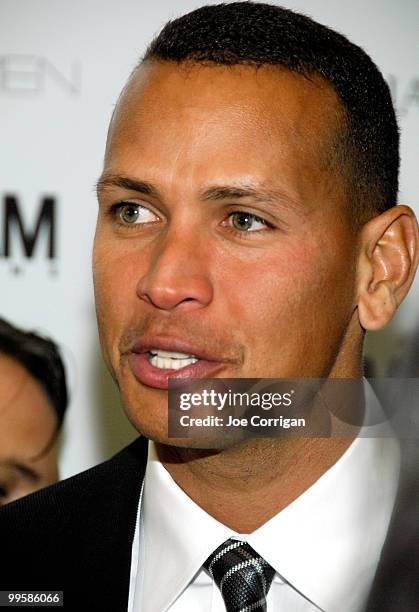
left=220, top=242, right=320, bottom=314
left=93, top=251, right=136, bottom=353
left=94, top=248, right=137, bottom=306
left=237, top=251, right=334, bottom=347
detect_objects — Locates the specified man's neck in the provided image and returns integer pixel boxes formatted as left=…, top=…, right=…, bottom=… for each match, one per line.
left=157, top=352, right=364, bottom=532
left=155, top=436, right=355, bottom=532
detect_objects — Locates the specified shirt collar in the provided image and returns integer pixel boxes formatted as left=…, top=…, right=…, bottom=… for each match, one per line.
left=140, top=440, right=235, bottom=612
left=139, top=380, right=400, bottom=612
left=245, top=381, right=401, bottom=611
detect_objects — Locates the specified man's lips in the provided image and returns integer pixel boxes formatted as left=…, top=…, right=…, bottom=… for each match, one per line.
left=129, top=336, right=223, bottom=362
left=126, top=336, right=228, bottom=390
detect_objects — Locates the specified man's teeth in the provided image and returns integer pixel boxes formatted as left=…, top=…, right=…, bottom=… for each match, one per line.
left=148, top=349, right=199, bottom=370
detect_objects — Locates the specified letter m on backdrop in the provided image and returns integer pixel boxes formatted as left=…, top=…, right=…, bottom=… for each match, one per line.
left=1, top=195, right=56, bottom=258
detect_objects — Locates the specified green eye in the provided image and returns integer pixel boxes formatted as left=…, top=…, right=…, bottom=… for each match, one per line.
left=232, top=212, right=253, bottom=231
left=230, top=212, right=267, bottom=232
left=114, top=202, right=159, bottom=226
left=120, top=204, right=140, bottom=224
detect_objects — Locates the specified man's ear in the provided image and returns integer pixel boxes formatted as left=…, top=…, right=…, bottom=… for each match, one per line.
left=356, top=205, right=419, bottom=331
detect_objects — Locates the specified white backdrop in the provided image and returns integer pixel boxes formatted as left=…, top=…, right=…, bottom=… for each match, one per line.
left=1, top=0, right=418, bottom=478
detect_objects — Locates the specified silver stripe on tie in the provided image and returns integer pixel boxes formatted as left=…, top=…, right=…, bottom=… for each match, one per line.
left=207, top=540, right=243, bottom=574
left=219, top=558, right=267, bottom=592
left=238, top=596, right=268, bottom=612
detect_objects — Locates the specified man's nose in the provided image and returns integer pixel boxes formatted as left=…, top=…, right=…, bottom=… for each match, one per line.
left=136, top=228, right=213, bottom=312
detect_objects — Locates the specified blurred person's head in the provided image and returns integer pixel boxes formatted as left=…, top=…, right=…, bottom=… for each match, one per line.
left=0, top=318, right=68, bottom=505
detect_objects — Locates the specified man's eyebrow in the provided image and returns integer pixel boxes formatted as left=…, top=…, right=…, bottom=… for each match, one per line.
left=200, top=185, right=302, bottom=211
left=95, top=174, right=161, bottom=199
left=201, top=185, right=308, bottom=216
left=95, top=175, right=302, bottom=212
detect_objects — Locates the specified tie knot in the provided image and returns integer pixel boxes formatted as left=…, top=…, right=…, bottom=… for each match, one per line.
left=203, top=539, right=275, bottom=612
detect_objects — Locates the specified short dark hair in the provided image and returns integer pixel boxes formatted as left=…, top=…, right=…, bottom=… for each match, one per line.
left=143, top=1, right=399, bottom=224
left=0, top=318, right=68, bottom=432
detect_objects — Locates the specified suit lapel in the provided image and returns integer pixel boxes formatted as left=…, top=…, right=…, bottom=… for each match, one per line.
left=67, top=435, right=149, bottom=610
left=365, top=439, right=419, bottom=611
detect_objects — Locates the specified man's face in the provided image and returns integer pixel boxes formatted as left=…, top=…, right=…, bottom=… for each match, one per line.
left=0, top=356, right=58, bottom=505
left=94, top=62, right=359, bottom=443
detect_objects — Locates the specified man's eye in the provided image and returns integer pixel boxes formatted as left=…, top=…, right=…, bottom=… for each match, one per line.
left=227, top=211, right=269, bottom=232
left=114, top=202, right=159, bottom=225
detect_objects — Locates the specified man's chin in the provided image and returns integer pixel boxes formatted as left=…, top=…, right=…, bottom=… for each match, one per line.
left=120, top=400, right=246, bottom=450
left=153, top=437, right=232, bottom=450
left=128, top=422, right=246, bottom=450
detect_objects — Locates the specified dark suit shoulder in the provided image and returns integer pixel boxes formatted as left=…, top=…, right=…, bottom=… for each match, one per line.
left=0, top=435, right=147, bottom=532
left=366, top=439, right=419, bottom=611
left=0, top=435, right=148, bottom=607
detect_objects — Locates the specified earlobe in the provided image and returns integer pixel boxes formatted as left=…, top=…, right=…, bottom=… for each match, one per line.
left=356, top=205, right=419, bottom=331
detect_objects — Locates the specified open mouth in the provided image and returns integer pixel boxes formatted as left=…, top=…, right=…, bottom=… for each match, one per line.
left=147, top=349, right=199, bottom=370
left=127, top=343, right=225, bottom=390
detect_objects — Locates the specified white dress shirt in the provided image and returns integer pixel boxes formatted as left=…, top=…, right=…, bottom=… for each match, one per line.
left=128, top=382, right=400, bottom=612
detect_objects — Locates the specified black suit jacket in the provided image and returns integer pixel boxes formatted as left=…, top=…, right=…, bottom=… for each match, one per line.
left=1, top=435, right=418, bottom=611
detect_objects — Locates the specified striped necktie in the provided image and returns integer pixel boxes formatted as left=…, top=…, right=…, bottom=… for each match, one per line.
left=203, top=538, right=276, bottom=612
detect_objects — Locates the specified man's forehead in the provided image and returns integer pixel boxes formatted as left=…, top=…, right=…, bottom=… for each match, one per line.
left=108, top=60, right=341, bottom=152
left=102, top=61, right=344, bottom=215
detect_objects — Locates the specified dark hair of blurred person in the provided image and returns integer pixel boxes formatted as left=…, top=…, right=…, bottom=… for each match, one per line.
left=0, top=317, right=68, bottom=506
